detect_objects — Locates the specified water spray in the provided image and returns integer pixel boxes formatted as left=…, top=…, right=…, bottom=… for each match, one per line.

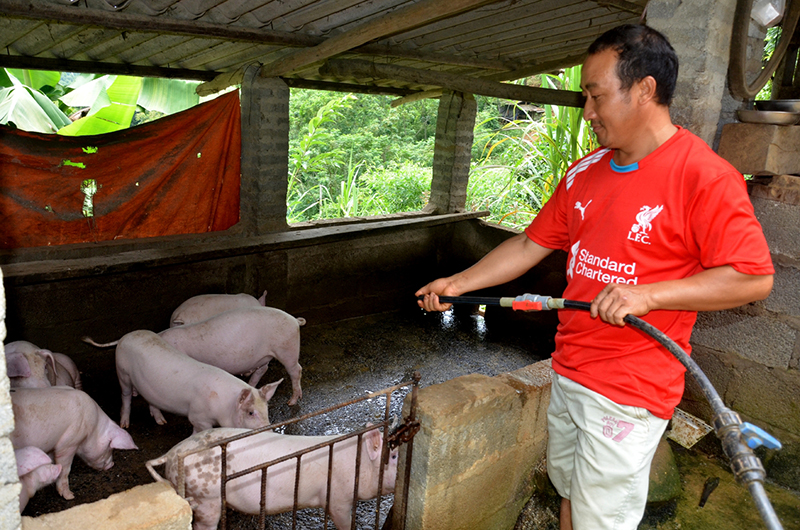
left=418, top=293, right=784, bottom=530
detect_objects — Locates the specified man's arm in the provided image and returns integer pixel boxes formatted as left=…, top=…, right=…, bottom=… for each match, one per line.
left=591, top=265, right=774, bottom=326
left=416, top=233, right=555, bottom=312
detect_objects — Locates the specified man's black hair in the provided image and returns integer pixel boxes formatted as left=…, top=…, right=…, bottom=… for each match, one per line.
left=587, top=24, right=679, bottom=106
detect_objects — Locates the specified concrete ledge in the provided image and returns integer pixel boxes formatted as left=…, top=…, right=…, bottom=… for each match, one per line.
left=395, top=360, right=552, bottom=530
left=21, top=483, right=191, bottom=530
left=718, top=123, right=800, bottom=176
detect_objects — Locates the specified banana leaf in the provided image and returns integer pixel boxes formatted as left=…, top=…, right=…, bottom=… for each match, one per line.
left=59, top=75, right=115, bottom=116
left=0, top=69, right=13, bottom=88
left=0, top=85, right=71, bottom=133
left=138, top=77, right=200, bottom=115
left=59, top=76, right=142, bottom=136
left=7, top=69, right=61, bottom=92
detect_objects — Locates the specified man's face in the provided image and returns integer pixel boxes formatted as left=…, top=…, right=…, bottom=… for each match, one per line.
left=580, top=49, right=638, bottom=149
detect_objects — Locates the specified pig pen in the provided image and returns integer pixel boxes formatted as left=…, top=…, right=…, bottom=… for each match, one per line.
left=18, top=302, right=553, bottom=529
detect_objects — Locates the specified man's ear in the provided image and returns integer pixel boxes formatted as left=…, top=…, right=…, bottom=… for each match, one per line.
left=637, top=76, right=658, bottom=105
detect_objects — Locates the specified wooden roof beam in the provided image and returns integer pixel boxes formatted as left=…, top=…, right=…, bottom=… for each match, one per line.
left=257, top=0, right=499, bottom=78
left=0, top=54, right=217, bottom=81
left=319, top=59, right=586, bottom=108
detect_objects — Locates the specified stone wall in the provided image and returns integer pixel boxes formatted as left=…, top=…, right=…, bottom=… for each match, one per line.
left=393, top=362, right=553, bottom=530
left=21, top=483, right=190, bottom=530
left=648, top=0, right=736, bottom=147
left=0, top=268, right=21, bottom=530
left=685, top=175, right=800, bottom=491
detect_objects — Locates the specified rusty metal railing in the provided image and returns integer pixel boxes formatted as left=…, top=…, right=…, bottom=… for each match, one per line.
left=173, top=372, right=421, bottom=530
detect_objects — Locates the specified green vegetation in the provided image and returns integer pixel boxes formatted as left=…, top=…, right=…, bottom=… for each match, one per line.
left=0, top=69, right=202, bottom=135
left=287, top=65, right=596, bottom=230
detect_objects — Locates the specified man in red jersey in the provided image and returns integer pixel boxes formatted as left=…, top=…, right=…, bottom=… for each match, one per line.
left=417, top=24, right=774, bottom=530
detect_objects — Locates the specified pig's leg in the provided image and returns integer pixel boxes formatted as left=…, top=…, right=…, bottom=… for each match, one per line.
left=190, top=497, right=222, bottom=530
left=328, top=504, right=353, bottom=530
left=149, top=405, right=167, bottom=425
left=285, top=362, right=302, bottom=406
left=52, top=449, right=76, bottom=500
left=246, top=361, right=271, bottom=388
left=118, top=371, right=133, bottom=429
left=188, top=413, right=213, bottom=435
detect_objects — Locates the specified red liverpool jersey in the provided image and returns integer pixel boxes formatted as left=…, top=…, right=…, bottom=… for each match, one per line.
left=525, top=127, right=774, bottom=418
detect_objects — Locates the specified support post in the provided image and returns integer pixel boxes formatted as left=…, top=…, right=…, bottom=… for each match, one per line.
left=239, top=65, right=290, bottom=235
left=426, top=91, right=477, bottom=214
left=647, top=0, right=738, bottom=147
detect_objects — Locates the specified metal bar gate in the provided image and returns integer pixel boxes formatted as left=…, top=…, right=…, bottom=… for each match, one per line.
left=173, top=372, right=421, bottom=530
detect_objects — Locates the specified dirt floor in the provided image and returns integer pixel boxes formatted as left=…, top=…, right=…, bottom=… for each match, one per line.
left=21, top=303, right=549, bottom=528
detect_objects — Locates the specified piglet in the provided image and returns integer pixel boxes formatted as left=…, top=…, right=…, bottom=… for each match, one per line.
left=147, top=426, right=398, bottom=530
left=170, top=291, right=274, bottom=327
left=15, top=447, right=61, bottom=511
left=85, top=306, right=304, bottom=405
left=10, top=387, right=137, bottom=500
left=5, top=341, right=82, bottom=389
left=114, top=330, right=281, bottom=433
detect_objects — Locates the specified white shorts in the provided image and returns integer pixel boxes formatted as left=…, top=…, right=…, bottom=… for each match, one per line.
left=547, top=371, right=669, bottom=530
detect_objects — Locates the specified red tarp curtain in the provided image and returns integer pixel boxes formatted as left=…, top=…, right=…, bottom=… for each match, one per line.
left=0, top=90, right=241, bottom=249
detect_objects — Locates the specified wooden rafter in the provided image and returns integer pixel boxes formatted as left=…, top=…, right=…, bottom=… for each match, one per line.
left=319, top=59, right=586, bottom=107
left=257, top=0, right=500, bottom=78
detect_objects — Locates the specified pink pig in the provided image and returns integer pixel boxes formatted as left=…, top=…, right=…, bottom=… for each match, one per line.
left=147, top=426, right=398, bottom=530
left=85, top=306, right=304, bottom=405
left=5, top=340, right=82, bottom=389
left=10, top=387, right=137, bottom=500
left=15, top=447, right=61, bottom=511
left=114, top=330, right=282, bottom=433
left=170, top=291, right=272, bottom=327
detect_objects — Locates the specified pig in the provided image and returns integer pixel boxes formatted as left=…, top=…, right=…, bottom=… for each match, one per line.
left=114, top=330, right=282, bottom=433
left=5, top=340, right=82, bottom=389
left=10, top=386, right=138, bottom=500
left=146, top=426, right=398, bottom=530
left=170, top=290, right=274, bottom=327
left=15, top=447, right=61, bottom=511
left=85, top=306, right=304, bottom=405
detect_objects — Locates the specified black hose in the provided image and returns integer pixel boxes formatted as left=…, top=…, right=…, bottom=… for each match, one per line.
left=560, top=299, right=727, bottom=411
left=559, top=299, right=782, bottom=530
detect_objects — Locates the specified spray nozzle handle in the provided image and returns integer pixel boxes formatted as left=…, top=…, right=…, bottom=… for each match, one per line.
left=740, top=422, right=782, bottom=450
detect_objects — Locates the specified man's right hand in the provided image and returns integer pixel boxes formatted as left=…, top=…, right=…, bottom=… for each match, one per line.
left=415, top=278, right=461, bottom=312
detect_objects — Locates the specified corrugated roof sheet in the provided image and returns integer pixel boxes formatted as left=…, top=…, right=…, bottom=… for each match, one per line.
left=0, top=0, right=647, bottom=95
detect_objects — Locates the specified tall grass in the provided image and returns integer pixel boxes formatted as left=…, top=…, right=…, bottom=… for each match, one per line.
left=470, top=65, right=596, bottom=230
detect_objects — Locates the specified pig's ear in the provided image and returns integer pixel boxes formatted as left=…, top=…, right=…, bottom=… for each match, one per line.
left=15, top=447, right=52, bottom=476
left=238, top=389, right=254, bottom=407
left=365, top=427, right=383, bottom=462
left=258, top=290, right=267, bottom=306
left=6, top=352, right=31, bottom=378
left=258, top=378, right=283, bottom=402
left=109, top=426, right=138, bottom=450
left=37, top=350, right=57, bottom=386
